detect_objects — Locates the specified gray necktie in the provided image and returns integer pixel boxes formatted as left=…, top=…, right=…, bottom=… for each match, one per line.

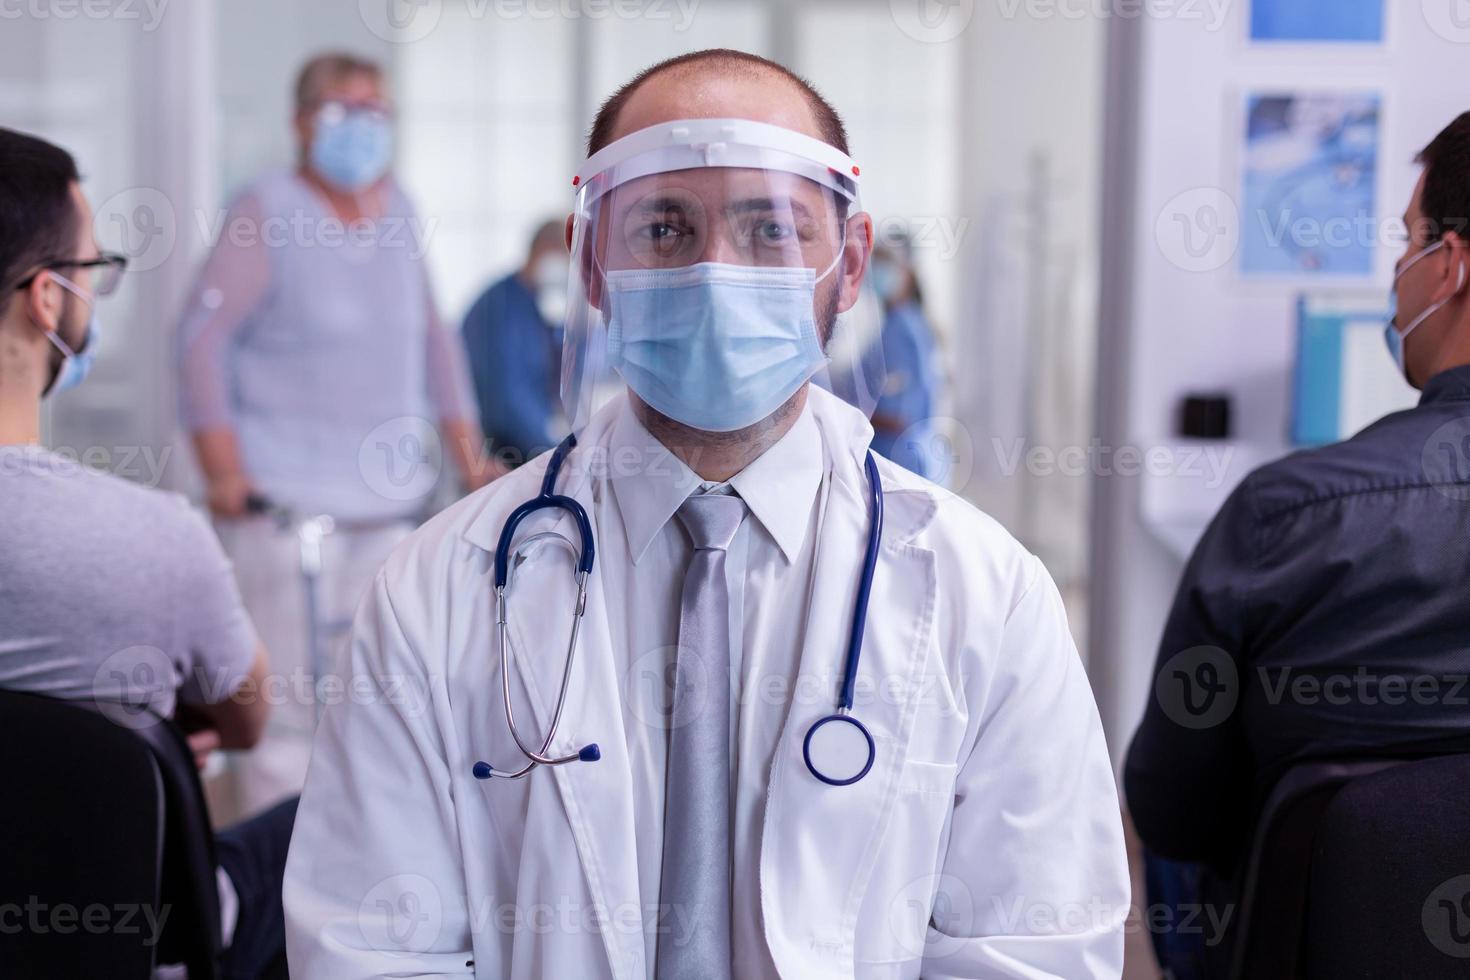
left=656, top=492, right=746, bottom=980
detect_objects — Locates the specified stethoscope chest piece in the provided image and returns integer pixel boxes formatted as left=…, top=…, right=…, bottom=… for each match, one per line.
left=803, top=712, right=875, bottom=786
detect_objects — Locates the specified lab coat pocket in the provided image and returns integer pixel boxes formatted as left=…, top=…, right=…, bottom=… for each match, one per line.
left=854, top=758, right=959, bottom=972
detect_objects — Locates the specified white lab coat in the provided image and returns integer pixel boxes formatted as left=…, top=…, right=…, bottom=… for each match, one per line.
left=284, top=387, right=1129, bottom=979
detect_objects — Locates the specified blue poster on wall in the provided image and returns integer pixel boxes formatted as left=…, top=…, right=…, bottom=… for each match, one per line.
left=1251, top=0, right=1385, bottom=43
left=1240, top=93, right=1380, bottom=277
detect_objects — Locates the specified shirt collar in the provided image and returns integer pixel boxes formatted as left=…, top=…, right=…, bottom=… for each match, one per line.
left=1419, top=363, right=1470, bottom=405
left=608, top=396, right=825, bottom=566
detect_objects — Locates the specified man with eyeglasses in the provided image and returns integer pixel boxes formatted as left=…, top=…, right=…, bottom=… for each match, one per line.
left=10, top=251, right=124, bottom=386
left=0, top=126, right=295, bottom=980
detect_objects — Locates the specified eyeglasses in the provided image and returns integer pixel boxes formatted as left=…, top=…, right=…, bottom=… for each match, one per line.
left=14, top=253, right=129, bottom=298
left=312, top=99, right=392, bottom=126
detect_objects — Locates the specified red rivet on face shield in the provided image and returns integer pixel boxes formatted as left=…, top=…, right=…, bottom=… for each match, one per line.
left=852, top=165, right=860, bottom=176
left=572, top=175, right=581, bottom=186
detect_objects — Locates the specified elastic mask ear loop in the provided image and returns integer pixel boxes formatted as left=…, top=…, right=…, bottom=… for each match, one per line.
left=813, top=184, right=861, bottom=286
left=814, top=222, right=850, bottom=286
left=1401, top=252, right=1468, bottom=341
left=37, top=270, right=91, bottom=358
left=1400, top=238, right=1445, bottom=277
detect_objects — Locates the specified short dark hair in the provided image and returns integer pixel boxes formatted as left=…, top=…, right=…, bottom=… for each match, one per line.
left=0, top=128, right=81, bottom=301
left=586, top=48, right=848, bottom=157
left=1416, top=112, right=1470, bottom=243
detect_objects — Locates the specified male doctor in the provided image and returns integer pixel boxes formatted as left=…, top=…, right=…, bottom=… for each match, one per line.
left=285, top=48, right=1128, bottom=980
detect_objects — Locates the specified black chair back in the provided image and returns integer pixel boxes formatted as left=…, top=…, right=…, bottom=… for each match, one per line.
left=1223, top=755, right=1470, bottom=979
left=0, top=690, right=221, bottom=980
left=1224, top=758, right=1402, bottom=979
left=1305, top=754, right=1470, bottom=979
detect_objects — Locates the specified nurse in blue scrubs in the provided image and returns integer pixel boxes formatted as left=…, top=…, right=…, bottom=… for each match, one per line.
left=866, top=236, right=946, bottom=481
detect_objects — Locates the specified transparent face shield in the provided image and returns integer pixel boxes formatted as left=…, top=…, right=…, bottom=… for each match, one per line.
left=560, top=119, right=886, bottom=433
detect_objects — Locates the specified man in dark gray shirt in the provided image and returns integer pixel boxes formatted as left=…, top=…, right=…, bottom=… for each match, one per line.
left=1127, top=112, right=1470, bottom=974
left=0, top=126, right=288, bottom=980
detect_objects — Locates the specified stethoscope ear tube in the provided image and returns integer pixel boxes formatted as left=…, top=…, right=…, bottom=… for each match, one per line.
left=838, top=451, right=884, bottom=712
left=802, top=451, right=884, bottom=786
left=492, top=434, right=593, bottom=589
left=493, top=496, right=595, bottom=587
left=476, top=435, right=600, bottom=780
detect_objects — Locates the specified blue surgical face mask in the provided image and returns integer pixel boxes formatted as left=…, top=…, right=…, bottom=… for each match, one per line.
left=605, top=261, right=831, bottom=432
left=533, top=254, right=570, bottom=325
left=310, top=111, right=393, bottom=192
left=1385, top=239, right=1466, bottom=377
left=870, top=259, right=903, bottom=302
left=43, top=271, right=99, bottom=396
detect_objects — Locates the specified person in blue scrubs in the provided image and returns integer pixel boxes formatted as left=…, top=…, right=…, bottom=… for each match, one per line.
left=867, top=236, right=946, bottom=481
left=461, top=220, right=569, bottom=467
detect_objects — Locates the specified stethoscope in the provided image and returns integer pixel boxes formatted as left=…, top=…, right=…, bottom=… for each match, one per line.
left=472, top=432, right=884, bottom=787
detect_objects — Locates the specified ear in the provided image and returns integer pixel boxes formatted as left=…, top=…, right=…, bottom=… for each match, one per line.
left=1440, top=231, right=1470, bottom=300
left=24, top=271, right=64, bottom=336
left=835, top=210, right=875, bottom=315
left=294, top=113, right=314, bottom=160
left=570, top=208, right=612, bottom=315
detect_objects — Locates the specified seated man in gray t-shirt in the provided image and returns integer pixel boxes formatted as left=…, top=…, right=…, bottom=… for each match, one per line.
left=0, top=445, right=264, bottom=731
left=0, top=127, right=287, bottom=979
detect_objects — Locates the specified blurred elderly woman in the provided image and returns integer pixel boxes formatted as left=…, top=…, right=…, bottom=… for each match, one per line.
left=177, top=52, right=492, bottom=815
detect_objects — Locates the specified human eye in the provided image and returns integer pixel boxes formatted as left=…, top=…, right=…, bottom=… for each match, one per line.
left=755, top=216, right=794, bottom=244
left=634, top=211, right=696, bottom=256
left=647, top=221, right=686, bottom=242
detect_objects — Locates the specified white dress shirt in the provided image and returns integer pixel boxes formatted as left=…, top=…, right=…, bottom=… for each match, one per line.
left=605, top=398, right=825, bottom=979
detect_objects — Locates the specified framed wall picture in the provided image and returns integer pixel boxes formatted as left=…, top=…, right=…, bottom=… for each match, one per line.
left=1239, top=91, right=1381, bottom=278
left=1250, top=0, right=1386, bottom=44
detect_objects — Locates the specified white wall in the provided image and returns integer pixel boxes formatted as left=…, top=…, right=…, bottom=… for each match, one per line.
left=954, top=4, right=1105, bottom=595
left=1091, top=0, right=1470, bottom=762
left=1, top=4, right=215, bottom=491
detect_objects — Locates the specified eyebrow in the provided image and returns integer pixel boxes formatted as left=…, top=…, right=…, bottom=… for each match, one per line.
left=629, top=194, right=817, bottom=223
left=632, top=195, right=696, bottom=214
left=726, top=196, right=814, bottom=221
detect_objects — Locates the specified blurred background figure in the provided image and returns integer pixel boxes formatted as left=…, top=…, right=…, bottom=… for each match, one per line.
left=461, top=218, right=569, bottom=466
left=175, top=52, right=490, bottom=817
left=865, top=229, right=947, bottom=480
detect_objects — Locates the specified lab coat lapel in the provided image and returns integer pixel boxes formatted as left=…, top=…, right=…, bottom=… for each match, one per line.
left=495, top=437, right=648, bottom=980
left=759, top=404, right=939, bottom=978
